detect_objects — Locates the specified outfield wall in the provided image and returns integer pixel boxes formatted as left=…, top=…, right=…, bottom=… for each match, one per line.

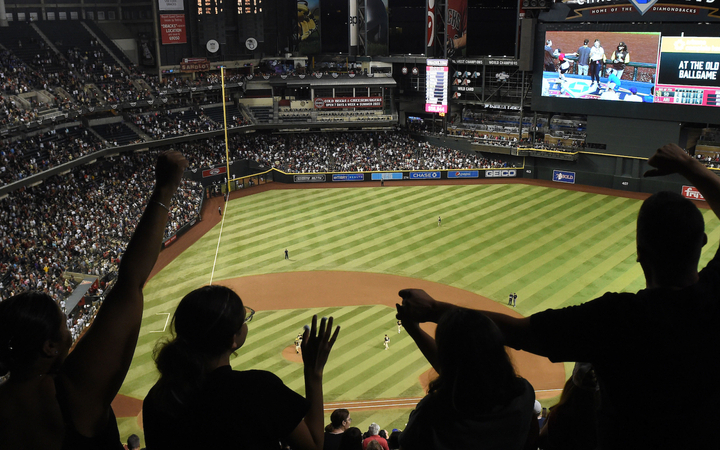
left=271, top=167, right=524, bottom=183
left=424, top=135, right=708, bottom=196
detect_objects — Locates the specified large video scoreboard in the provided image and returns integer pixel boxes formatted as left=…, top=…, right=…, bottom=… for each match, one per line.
left=533, top=23, right=720, bottom=123
left=426, top=59, right=449, bottom=113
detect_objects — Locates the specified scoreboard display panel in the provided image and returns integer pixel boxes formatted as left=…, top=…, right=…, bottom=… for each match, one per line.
left=655, top=36, right=720, bottom=107
left=426, top=59, right=449, bottom=114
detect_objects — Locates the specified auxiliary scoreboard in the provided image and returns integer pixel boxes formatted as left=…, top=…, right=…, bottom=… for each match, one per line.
left=656, top=36, right=720, bottom=107
left=426, top=59, right=449, bottom=113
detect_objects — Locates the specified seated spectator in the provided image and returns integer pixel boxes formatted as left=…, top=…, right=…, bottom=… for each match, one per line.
left=362, top=423, right=389, bottom=450
left=387, top=430, right=401, bottom=450
left=324, top=408, right=352, bottom=450
left=395, top=308, right=536, bottom=450
left=339, top=427, right=363, bottom=450
left=142, top=286, right=340, bottom=450
left=125, top=434, right=141, bottom=450
left=0, top=151, right=187, bottom=449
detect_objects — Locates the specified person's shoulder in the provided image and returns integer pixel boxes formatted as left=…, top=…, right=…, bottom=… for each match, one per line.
left=213, top=368, right=283, bottom=385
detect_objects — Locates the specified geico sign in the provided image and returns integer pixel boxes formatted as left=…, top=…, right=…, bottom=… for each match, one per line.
left=486, top=170, right=516, bottom=178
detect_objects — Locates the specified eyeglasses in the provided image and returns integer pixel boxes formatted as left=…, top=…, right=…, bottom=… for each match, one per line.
left=244, top=306, right=255, bottom=323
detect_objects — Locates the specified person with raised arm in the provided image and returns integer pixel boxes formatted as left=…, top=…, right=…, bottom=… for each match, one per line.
left=396, top=143, right=720, bottom=450
left=143, top=288, right=340, bottom=450
left=0, top=151, right=188, bottom=449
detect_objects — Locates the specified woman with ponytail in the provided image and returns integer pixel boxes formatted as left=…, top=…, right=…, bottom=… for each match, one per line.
left=324, top=408, right=351, bottom=450
left=142, top=285, right=340, bottom=450
left=0, top=151, right=188, bottom=450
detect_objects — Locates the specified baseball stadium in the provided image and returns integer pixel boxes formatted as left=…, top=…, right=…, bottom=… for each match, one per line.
left=1, top=0, right=720, bottom=449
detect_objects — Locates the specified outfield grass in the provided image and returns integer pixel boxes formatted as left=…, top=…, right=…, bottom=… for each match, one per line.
left=119, top=183, right=720, bottom=441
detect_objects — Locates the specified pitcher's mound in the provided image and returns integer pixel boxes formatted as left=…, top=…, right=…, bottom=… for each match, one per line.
left=282, top=345, right=303, bottom=363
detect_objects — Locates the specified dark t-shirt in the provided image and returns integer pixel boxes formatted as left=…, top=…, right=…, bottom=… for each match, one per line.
left=323, top=432, right=344, bottom=450
left=399, top=378, right=535, bottom=450
left=143, top=367, right=309, bottom=450
left=55, top=377, right=124, bottom=450
left=577, top=46, right=591, bottom=66
left=529, top=246, right=720, bottom=449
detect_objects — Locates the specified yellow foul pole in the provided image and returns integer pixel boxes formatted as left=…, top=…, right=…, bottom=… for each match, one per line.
left=221, top=67, right=231, bottom=192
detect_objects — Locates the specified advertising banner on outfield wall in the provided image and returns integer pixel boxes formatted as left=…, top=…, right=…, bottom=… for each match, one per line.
left=160, top=14, right=187, bottom=44
left=294, top=174, right=326, bottom=182
left=682, top=185, right=705, bottom=201
left=485, top=169, right=517, bottom=178
left=448, top=170, right=479, bottom=178
left=333, top=174, right=365, bottom=182
left=553, top=170, right=576, bottom=184
left=540, top=0, right=720, bottom=22
left=371, top=173, right=403, bottom=180
left=410, top=171, right=442, bottom=179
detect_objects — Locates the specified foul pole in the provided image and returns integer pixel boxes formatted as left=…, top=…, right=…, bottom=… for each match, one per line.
left=221, top=67, right=231, bottom=192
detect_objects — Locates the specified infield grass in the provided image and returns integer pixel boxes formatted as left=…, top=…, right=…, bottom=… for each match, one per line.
left=119, top=183, right=720, bottom=441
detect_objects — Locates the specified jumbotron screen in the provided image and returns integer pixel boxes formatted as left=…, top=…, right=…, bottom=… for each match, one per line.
left=540, top=30, right=660, bottom=103
left=426, top=59, right=449, bottom=113
left=540, top=30, right=720, bottom=108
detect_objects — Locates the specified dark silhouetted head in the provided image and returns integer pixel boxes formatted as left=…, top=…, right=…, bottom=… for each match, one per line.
left=637, top=191, right=705, bottom=280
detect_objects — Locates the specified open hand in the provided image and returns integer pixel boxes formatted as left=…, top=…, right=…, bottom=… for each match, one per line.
left=301, top=315, right=340, bottom=377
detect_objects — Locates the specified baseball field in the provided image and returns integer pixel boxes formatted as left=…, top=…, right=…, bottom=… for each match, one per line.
left=113, top=179, right=720, bottom=444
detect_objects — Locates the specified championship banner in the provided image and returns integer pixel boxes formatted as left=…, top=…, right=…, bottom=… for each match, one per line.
left=313, top=97, right=383, bottom=109
left=540, top=0, right=720, bottom=22
left=159, top=0, right=184, bottom=11
left=160, top=14, right=187, bottom=45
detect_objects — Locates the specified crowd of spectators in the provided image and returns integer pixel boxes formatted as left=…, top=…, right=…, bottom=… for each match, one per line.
left=1, top=129, right=510, bottom=186
left=697, top=152, right=720, bottom=169
left=0, top=41, right=252, bottom=130
left=0, top=125, right=105, bottom=185
left=130, top=107, right=250, bottom=140
left=232, top=131, right=509, bottom=173
left=519, top=139, right=585, bottom=153
left=0, top=149, right=202, bottom=319
left=442, top=126, right=584, bottom=153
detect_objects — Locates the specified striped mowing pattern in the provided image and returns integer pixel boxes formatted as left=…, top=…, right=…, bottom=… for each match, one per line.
left=120, top=184, right=720, bottom=434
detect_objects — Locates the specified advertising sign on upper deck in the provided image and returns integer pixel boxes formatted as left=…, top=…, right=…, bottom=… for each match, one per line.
left=313, top=97, right=383, bottom=109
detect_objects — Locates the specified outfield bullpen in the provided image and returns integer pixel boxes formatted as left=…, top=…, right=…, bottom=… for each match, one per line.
left=114, top=180, right=719, bottom=443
